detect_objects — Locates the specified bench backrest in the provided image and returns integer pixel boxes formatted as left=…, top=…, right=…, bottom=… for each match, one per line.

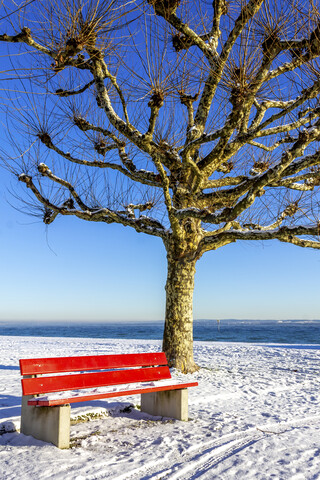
left=20, top=352, right=171, bottom=396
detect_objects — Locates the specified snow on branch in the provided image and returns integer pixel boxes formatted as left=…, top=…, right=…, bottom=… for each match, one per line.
left=266, top=21, right=320, bottom=81
left=36, top=131, right=162, bottom=187
left=282, top=151, right=320, bottom=177
left=199, top=225, right=320, bottom=254
left=254, top=114, right=320, bottom=140
left=37, top=163, right=89, bottom=211
left=120, top=202, right=154, bottom=218
left=18, top=170, right=167, bottom=237
left=253, top=80, right=320, bottom=134
left=242, top=202, right=300, bottom=231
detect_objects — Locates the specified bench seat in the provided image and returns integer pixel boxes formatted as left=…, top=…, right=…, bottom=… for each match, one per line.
left=19, top=352, right=198, bottom=448
left=27, top=379, right=198, bottom=406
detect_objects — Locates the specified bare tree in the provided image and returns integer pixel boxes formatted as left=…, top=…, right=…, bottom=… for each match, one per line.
left=1, top=0, right=320, bottom=372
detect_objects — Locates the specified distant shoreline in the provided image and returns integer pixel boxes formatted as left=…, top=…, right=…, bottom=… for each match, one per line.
left=1, top=319, right=320, bottom=344
left=1, top=318, right=320, bottom=324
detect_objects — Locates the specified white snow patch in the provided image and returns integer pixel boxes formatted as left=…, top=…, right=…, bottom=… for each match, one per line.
left=0, top=336, right=319, bottom=479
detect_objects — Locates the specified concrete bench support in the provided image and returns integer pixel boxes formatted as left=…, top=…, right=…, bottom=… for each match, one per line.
left=141, top=388, right=188, bottom=421
left=21, top=395, right=71, bottom=449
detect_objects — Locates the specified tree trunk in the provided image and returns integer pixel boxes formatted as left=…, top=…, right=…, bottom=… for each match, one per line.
left=162, top=251, right=199, bottom=373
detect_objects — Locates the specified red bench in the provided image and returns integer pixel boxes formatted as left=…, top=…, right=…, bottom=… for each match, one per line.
left=20, top=352, right=198, bottom=448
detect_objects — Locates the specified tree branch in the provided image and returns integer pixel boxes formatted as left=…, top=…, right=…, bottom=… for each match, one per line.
left=37, top=163, right=89, bottom=211
left=200, top=225, right=320, bottom=253
left=36, top=131, right=162, bottom=187
left=55, top=81, right=95, bottom=97
left=18, top=171, right=167, bottom=237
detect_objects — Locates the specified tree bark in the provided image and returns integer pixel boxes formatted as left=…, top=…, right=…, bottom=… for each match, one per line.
left=162, top=251, right=199, bottom=373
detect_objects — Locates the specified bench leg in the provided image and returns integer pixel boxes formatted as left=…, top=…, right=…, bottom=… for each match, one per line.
left=21, top=396, right=71, bottom=448
left=141, top=388, right=188, bottom=421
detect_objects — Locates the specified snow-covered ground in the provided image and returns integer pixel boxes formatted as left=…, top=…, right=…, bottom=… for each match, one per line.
left=0, top=335, right=319, bottom=480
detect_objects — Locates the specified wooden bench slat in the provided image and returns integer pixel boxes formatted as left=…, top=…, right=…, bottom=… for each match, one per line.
left=22, top=366, right=172, bottom=396
left=20, top=352, right=167, bottom=375
left=27, top=381, right=199, bottom=406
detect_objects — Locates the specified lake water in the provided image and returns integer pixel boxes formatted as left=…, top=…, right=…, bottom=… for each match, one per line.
left=0, top=319, right=319, bottom=344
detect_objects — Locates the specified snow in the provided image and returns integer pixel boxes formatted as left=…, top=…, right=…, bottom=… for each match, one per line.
left=1, top=335, right=320, bottom=479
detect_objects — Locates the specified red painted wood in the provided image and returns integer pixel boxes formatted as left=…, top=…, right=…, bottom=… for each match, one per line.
left=27, top=381, right=199, bottom=406
left=20, top=352, right=167, bottom=375
left=21, top=366, right=172, bottom=396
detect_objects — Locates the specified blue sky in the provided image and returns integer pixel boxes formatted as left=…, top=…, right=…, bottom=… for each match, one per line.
left=1, top=164, right=319, bottom=323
